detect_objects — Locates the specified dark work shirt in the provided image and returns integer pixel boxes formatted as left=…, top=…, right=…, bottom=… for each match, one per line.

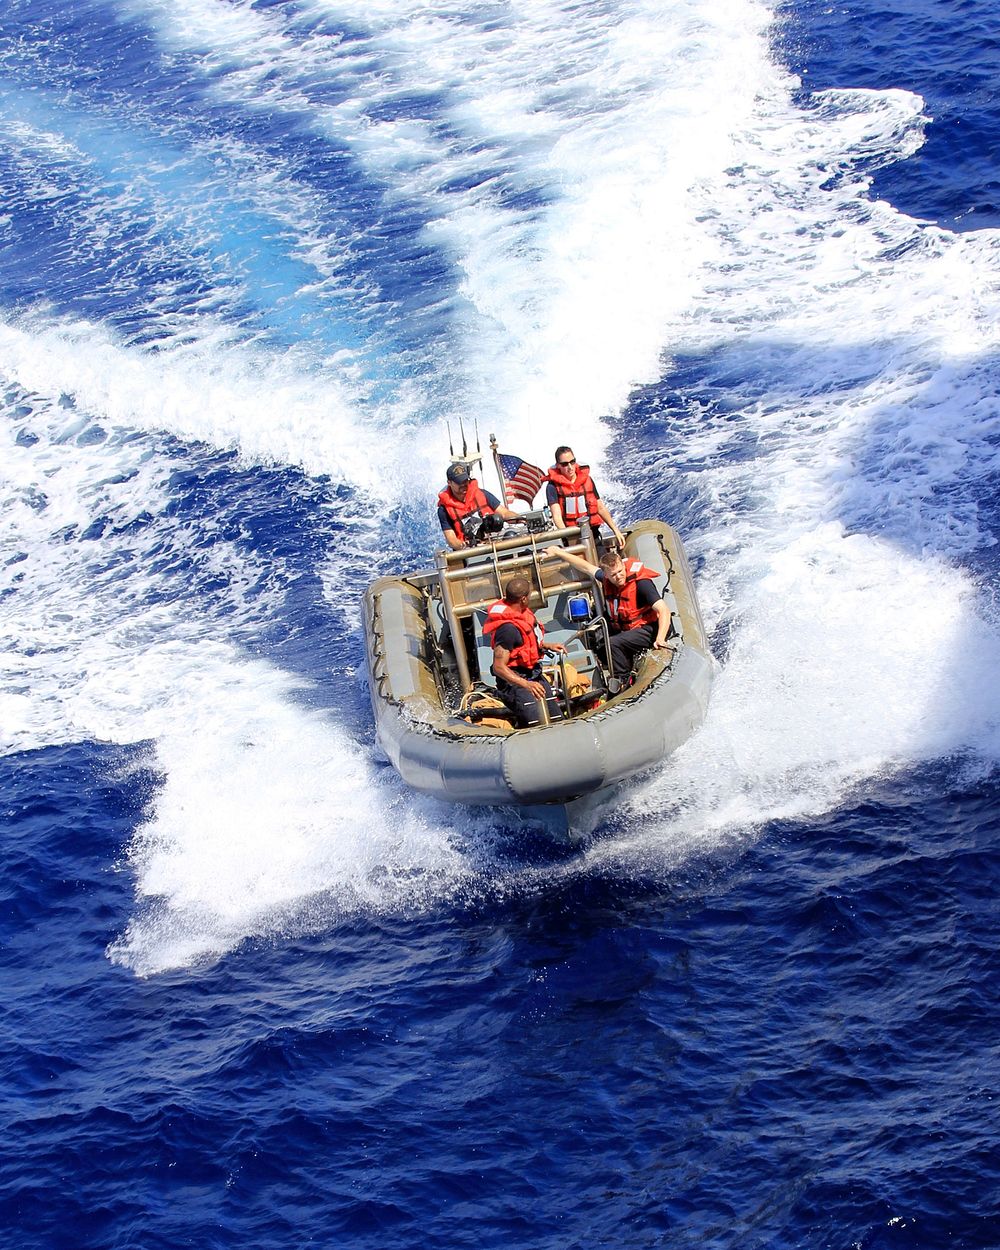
left=492, top=621, right=527, bottom=656
left=437, top=489, right=502, bottom=532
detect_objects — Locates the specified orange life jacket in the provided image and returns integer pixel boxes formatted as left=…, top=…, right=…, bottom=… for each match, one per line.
left=482, top=600, right=544, bottom=671
left=437, top=478, right=495, bottom=542
left=546, top=463, right=601, bottom=527
left=606, top=562, right=661, bottom=631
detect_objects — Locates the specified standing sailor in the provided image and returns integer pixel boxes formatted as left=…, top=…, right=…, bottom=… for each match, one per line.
left=545, top=446, right=625, bottom=548
left=437, top=462, right=519, bottom=550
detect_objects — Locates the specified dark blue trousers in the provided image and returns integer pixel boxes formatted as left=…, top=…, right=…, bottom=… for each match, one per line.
left=496, top=666, right=563, bottom=727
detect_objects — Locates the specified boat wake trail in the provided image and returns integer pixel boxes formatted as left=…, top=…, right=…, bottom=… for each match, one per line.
left=4, top=0, right=1000, bottom=971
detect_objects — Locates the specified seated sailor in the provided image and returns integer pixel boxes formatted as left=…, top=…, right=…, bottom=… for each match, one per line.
left=482, top=575, right=567, bottom=727
left=544, top=545, right=671, bottom=683
left=437, top=462, right=519, bottom=550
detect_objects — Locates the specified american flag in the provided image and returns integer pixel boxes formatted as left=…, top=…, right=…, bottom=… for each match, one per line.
left=497, top=453, right=547, bottom=506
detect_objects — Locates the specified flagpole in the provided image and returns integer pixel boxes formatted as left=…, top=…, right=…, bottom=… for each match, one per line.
left=489, top=433, right=507, bottom=506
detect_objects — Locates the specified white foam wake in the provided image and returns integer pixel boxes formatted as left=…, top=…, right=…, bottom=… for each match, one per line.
left=589, top=533, right=1000, bottom=867
left=117, top=0, right=780, bottom=459
left=0, top=317, right=384, bottom=487
left=105, top=660, right=475, bottom=976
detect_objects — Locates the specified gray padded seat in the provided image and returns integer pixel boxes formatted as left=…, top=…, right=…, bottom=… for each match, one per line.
left=473, top=609, right=496, bottom=688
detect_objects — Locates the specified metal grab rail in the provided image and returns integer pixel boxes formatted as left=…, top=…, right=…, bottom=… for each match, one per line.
left=540, top=646, right=607, bottom=721
left=440, top=521, right=590, bottom=564
left=443, top=574, right=595, bottom=617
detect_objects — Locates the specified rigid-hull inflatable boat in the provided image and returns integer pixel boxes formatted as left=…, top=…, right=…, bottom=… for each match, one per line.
left=363, top=518, right=713, bottom=811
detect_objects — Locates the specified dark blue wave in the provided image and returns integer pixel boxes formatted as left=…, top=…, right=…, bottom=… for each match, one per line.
left=2, top=748, right=998, bottom=1248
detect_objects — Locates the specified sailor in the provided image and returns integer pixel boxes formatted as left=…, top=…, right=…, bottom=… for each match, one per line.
left=482, top=575, right=567, bottom=727
left=545, top=446, right=625, bottom=548
left=437, top=462, right=520, bottom=550
left=544, top=545, right=671, bottom=684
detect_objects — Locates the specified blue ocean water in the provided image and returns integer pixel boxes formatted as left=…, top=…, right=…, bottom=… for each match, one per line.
left=1, top=1, right=998, bottom=1247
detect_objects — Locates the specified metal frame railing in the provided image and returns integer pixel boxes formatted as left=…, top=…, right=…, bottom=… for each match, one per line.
left=435, top=521, right=601, bottom=692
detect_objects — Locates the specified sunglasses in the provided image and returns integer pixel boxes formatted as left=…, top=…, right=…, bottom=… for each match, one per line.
left=557, top=458, right=576, bottom=468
